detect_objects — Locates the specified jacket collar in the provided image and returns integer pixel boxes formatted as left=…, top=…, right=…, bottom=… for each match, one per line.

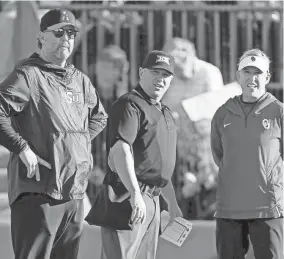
left=225, top=92, right=277, bottom=117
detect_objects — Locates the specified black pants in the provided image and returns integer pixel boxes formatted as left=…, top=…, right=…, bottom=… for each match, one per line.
left=10, top=193, right=84, bottom=259
left=216, top=217, right=283, bottom=259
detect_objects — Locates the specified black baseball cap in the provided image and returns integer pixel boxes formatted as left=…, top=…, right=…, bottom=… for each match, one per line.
left=40, top=9, right=79, bottom=32
left=141, top=50, right=175, bottom=74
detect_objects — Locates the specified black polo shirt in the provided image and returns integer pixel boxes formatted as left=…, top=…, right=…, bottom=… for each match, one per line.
left=108, top=85, right=177, bottom=188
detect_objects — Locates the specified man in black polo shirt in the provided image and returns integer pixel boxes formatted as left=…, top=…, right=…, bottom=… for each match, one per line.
left=101, top=50, right=183, bottom=259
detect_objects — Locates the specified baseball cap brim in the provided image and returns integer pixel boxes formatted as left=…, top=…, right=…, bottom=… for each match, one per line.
left=47, top=22, right=79, bottom=31
left=147, top=65, right=174, bottom=75
left=238, top=56, right=269, bottom=72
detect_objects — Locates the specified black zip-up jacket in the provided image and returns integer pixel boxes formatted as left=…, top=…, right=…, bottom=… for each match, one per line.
left=0, top=53, right=108, bottom=204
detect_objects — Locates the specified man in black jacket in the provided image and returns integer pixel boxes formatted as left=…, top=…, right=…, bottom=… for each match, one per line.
left=0, top=8, right=107, bottom=259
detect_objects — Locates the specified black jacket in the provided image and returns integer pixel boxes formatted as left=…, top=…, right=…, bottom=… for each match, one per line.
left=0, top=53, right=108, bottom=204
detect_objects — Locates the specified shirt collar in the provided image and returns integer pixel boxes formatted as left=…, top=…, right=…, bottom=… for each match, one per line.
left=134, top=84, right=164, bottom=110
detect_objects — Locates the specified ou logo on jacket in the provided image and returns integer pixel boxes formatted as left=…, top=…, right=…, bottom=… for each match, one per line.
left=61, top=89, right=80, bottom=104
left=262, top=119, right=271, bottom=129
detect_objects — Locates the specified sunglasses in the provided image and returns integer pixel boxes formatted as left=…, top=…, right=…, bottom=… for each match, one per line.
left=46, top=28, right=77, bottom=39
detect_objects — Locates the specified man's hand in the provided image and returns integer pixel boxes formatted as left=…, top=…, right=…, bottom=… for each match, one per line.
left=19, top=147, right=40, bottom=181
left=129, top=191, right=146, bottom=225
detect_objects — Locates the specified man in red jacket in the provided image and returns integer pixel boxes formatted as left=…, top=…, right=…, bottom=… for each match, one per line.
left=211, top=49, right=283, bottom=259
left=0, top=9, right=107, bottom=259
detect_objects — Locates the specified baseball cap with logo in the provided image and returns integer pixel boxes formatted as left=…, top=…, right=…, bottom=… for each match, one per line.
left=40, top=9, right=79, bottom=32
left=141, top=50, right=175, bottom=74
left=238, top=55, right=269, bottom=72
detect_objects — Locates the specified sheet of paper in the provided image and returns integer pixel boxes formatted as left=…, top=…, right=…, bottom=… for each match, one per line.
left=181, top=82, right=242, bottom=122
left=160, top=211, right=193, bottom=247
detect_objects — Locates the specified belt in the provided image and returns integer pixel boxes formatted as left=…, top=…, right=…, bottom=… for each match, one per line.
left=139, top=182, right=161, bottom=197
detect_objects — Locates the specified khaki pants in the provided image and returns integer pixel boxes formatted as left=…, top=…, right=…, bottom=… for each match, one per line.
left=101, top=193, right=160, bottom=259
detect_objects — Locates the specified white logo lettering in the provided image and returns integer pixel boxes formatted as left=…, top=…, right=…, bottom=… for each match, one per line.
left=61, top=90, right=80, bottom=104
left=224, top=123, right=232, bottom=128
left=156, top=55, right=170, bottom=65
left=61, top=11, right=69, bottom=21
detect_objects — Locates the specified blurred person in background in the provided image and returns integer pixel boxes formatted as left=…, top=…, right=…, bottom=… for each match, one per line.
left=211, top=49, right=283, bottom=259
left=162, top=37, right=224, bottom=108
left=93, top=44, right=129, bottom=104
left=0, top=9, right=107, bottom=259
left=162, top=37, right=224, bottom=219
left=86, top=44, right=129, bottom=205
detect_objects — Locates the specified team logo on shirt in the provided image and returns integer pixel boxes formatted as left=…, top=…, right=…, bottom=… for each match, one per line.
left=61, top=89, right=80, bottom=104
left=262, top=119, right=270, bottom=129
